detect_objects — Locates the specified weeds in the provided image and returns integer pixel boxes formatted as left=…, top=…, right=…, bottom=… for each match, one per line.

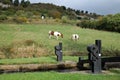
left=103, top=46, right=120, bottom=56
left=0, top=40, right=48, bottom=59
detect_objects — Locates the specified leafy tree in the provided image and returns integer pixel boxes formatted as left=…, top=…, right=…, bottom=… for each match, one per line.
left=21, top=0, right=25, bottom=7
left=80, top=10, right=84, bottom=14
left=92, top=13, right=97, bottom=19
left=76, top=10, right=80, bottom=15
left=85, top=11, right=88, bottom=14
left=61, top=6, right=66, bottom=10
left=10, top=0, right=12, bottom=3
left=20, top=0, right=30, bottom=7
left=24, top=0, right=30, bottom=7
left=13, top=0, right=19, bottom=6
left=106, top=14, right=120, bottom=32
left=10, top=0, right=13, bottom=4
left=77, top=13, right=120, bottom=33
left=97, top=17, right=107, bottom=30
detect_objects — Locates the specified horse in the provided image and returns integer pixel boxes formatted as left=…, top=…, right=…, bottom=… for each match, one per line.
left=71, top=34, right=79, bottom=41
left=49, top=31, right=63, bottom=40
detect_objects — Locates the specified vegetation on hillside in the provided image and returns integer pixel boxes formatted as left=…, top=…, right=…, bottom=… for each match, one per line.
left=0, top=0, right=101, bottom=24
left=77, top=13, right=120, bottom=33
left=1, top=0, right=120, bottom=33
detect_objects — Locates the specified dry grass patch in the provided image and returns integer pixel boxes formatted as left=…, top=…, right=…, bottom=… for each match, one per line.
left=0, top=40, right=48, bottom=59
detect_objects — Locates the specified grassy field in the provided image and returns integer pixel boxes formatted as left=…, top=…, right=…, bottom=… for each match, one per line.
left=0, top=23, right=120, bottom=58
left=0, top=23, right=120, bottom=80
left=0, top=71, right=119, bottom=80
left=0, top=56, right=79, bottom=65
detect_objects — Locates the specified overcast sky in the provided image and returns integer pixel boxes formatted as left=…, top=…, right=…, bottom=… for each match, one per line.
left=27, top=0, right=120, bottom=15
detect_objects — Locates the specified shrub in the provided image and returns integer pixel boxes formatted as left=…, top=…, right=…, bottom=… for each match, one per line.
left=76, top=13, right=120, bottom=33
left=61, top=16, right=68, bottom=23
left=1, top=8, right=16, bottom=16
left=0, top=14, right=7, bottom=21
left=13, top=16, right=28, bottom=23
left=48, top=10, right=62, bottom=19
left=103, top=47, right=120, bottom=56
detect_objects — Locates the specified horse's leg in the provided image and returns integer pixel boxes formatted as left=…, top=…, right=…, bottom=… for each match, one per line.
left=56, top=36, right=58, bottom=40
left=49, top=35, right=51, bottom=39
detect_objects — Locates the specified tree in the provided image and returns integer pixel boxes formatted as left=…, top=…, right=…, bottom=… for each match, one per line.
left=21, top=0, right=30, bottom=7
left=76, top=10, right=80, bottom=15
left=10, top=0, right=12, bottom=3
left=10, top=0, right=13, bottom=4
left=85, top=11, right=88, bottom=14
left=106, top=14, right=120, bottom=32
left=61, top=6, right=66, bottom=10
left=14, top=0, right=19, bottom=6
left=21, top=0, right=25, bottom=7
left=24, top=0, right=30, bottom=7
left=91, top=13, right=99, bottom=19
left=80, top=10, right=84, bottom=15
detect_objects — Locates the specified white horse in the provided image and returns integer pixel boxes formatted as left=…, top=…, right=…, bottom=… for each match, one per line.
left=49, top=31, right=63, bottom=40
left=71, top=34, right=79, bottom=41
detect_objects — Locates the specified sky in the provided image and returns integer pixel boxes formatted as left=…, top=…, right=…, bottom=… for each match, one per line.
left=26, top=0, right=120, bottom=15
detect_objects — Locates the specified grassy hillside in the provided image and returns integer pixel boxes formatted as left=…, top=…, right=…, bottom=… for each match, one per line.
left=0, top=2, right=101, bottom=22
left=0, top=23, right=120, bottom=58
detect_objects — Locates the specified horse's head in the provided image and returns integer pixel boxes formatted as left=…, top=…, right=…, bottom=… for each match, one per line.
left=49, top=31, right=54, bottom=35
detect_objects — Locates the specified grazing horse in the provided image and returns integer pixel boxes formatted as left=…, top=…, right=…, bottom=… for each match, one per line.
left=71, top=34, right=79, bottom=41
left=49, top=31, right=63, bottom=40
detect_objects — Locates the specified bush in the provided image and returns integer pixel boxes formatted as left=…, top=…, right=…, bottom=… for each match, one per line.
left=48, top=10, right=62, bottom=19
left=76, top=13, right=120, bottom=33
left=13, top=16, right=28, bottom=23
left=102, top=45, right=120, bottom=56
left=0, top=14, right=7, bottom=21
left=1, top=8, right=16, bottom=16
left=61, top=16, right=70, bottom=23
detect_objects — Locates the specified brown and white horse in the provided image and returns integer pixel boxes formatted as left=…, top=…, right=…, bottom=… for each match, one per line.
left=49, top=31, right=63, bottom=40
left=71, top=34, right=79, bottom=41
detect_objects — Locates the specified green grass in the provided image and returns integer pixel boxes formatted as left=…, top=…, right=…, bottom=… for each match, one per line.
left=0, top=56, right=79, bottom=65
left=0, top=71, right=119, bottom=80
left=109, top=68, right=120, bottom=74
left=0, top=23, right=120, bottom=80
left=0, top=23, right=120, bottom=57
